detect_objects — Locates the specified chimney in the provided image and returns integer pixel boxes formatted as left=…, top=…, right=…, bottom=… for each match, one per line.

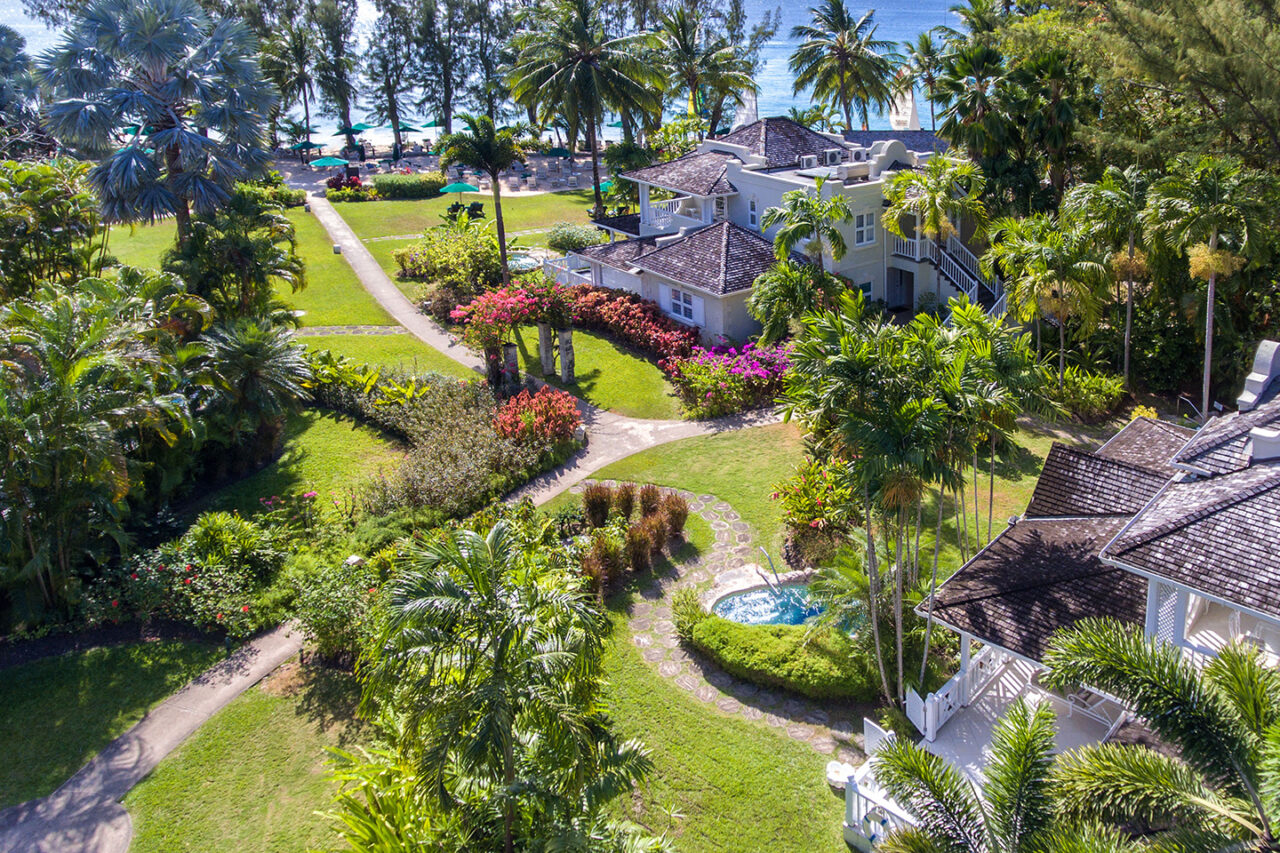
left=1238, top=339, right=1280, bottom=411
left=1250, top=426, right=1280, bottom=463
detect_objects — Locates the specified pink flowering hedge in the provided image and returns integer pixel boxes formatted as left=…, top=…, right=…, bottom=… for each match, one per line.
left=665, top=342, right=792, bottom=419
left=450, top=286, right=539, bottom=352
left=567, top=284, right=700, bottom=361
left=495, top=385, right=582, bottom=445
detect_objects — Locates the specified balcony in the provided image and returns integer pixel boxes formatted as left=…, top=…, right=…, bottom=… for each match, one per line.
left=543, top=254, right=592, bottom=287
left=640, top=196, right=708, bottom=236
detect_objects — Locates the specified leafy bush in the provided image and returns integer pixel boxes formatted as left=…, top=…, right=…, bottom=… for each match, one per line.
left=327, top=174, right=362, bottom=191
left=666, top=342, right=791, bottom=418
left=773, top=457, right=855, bottom=535
left=547, top=222, right=603, bottom=253
left=450, top=287, right=538, bottom=352
left=1050, top=366, right=1126, bottom=422
left=494, top=386, right=582, bottom=447
left=292, top=559, right=381, bottom=662
left=236, top=180, right=305, bottom=208
left=394, top=225, right=501, bottom=299
left=660, top=493, right=689, bottom=538
left=568, top=285, right=700, bottom=361
left=612, top=483, right=635, bottom=521
left=182, top=511, right=283, bottom=582
left=690, top=615, right=875, bottom=700
left=638, top=484, right=661, bottom=518
left=624, top=524, right=651, bottom=573
left=371, top=172, right=447, bottom=199
left=638, top=514, right=666, bottom=555
left=671, top=587, right=707, bottom=643
left=582, top=483, right=613, bottom=528
left=327, top=186, right=378, bottom=202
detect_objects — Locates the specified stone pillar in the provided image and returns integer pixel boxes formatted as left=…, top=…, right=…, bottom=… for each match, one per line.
left=537, top=323, right=555, bottom=377
left=483, top=345, right=502, bottom=389
left=502, top=342, right=520, bottom=396
left=558, top=329, right=575, bottom=385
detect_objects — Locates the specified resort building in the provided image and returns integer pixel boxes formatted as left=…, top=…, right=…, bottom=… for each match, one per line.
left=545, top=117, right=1001, bottom=343
left=843, top=339, right=1280, bottom=849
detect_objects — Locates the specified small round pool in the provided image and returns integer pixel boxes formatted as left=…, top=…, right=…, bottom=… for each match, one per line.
left=712, top=583, right=824, bottom=626
left=508, top=253, right=540, bottom=273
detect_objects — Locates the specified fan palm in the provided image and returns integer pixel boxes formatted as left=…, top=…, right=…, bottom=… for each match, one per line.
left=509, top=0, right=662, bottom=217
left=747, top=260, right=840, bottom=344
left=760, top=177, right=853, bottom=269
left=1145, top=155, right=1274, bottom=421
left=1044, top=618, right=1280, bottom=851
left=935, top=42, right=1011, bottom=162
left=655, top=7, right=757, bottom=120
left=900, top=31, right=946, bottom=134
left=263, top=21, right=318, bottom=158
left=439, top=114, right=526, bottom=285
left=1061, top=165, right=1153, bottom=389
left=40, top=0, right=275, bottom=245
left=790, top=0, right=895, bottom=132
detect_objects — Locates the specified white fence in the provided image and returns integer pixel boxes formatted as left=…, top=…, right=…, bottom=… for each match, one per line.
left=892, top=235, right=919, bottom=260
left=906, top=645, right=1010, bottom=742
left=843, top=719, right=917, bottom=851
left=542, top=255, right=592, bottom=287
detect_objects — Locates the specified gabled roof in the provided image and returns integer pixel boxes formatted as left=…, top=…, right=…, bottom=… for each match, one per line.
left=1172, top=384, right=1280, bottom=475
left=632, top=221, right=783, bottom=296
left=1096, top=416, right=1196, bottom=477
left=930, top=517, right=1144, bottom=661
left=576, top=236, right=658, bottom=270
left=1102, top=462, right=1280, bottom=618
left=622, top=151, right=739, bottom=196
left=714, top=117, right=847, bottom=168
left=841, top=129, right=947, bottom=153
left=1025, top=443, right=1169, bottom=518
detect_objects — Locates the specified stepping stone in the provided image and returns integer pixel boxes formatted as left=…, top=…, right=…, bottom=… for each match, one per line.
left=630, top=618, right=651, bottom=632
left=811, top=737, right=837, bottom=754
left=764, top=713, right=787, bottom=728
left=632, top=634, right=652, bottom=648
left=654, top=619, right=676, bottom=635
left=642, top=647, right=665, bottom=662
left=803, top=710, right=830, bottom=726
left=722, top=511, right=740, bottom=521
left=660, top=634, right=680, bottom=649
left=675, top=674, right=700, bottom=692
left=787, top=725, right=813, bottom=741
left=658, top=660, right=683, bottom=678
left=696, top=685, right=718, bottom=703
left=714, top=502, right=732, bottom=512
left=742, top=705, right=764, bottom=721
left=732, top=522, right=751, bottom=532
left=669, top=648, right=690, bottom=662
left=736, top=533, right=752, bottom=544
left=700, top=494, right=715, bottom=503
left=716, top=696, right=742, bottom=714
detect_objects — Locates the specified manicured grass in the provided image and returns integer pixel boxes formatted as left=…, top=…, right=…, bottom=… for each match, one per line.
left=125, top=663, right=363, bottom=853
left=365, top=237, right=419, bottom=286
left=107, top=222, right=179, bottom=269
left=200, top=409, right=400, bottom=515
left=511, top=325, right=680, bottom=420
left=333, top=189, right=595, bottom=238
left=0, top=641, right=222, bottom=808
left=301, top=333, right=476, bottom=380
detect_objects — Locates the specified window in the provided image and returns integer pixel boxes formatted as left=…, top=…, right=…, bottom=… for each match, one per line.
left=670, top=287, right=695, bottom=321
left=748, top=197, right=758, bottom=228
left=854, top=211, right=876, bottom=247
left=857, top=281, right=872, bottom=297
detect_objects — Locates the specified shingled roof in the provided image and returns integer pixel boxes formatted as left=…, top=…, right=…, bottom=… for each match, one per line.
left=714, top=117, right=847, bottom=168
left=1025, top=444, right=1170, bottom=518
left=1096, top=416, right=1196, bottom=477
left=632, top=221, right=784, bottom=295
left=576, top=236, right=658, bottom=270
left=929, top=517, right=1144, bottom=661
left=842, top=129, right=947, bottom=153
left=622, top=151, right=739, bottom=196
left=1172, top=384, right=1280, bottom=475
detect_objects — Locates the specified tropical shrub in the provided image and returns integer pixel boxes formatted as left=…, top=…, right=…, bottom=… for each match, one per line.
left=450, top=287, right=538, bottom=351
left=689, top=615, right=875, bottom=700
left=1050, top=366, right=1126, bottom=422
left=494, top=386, right=582, bottom=446
left=371, top=172, right=446, bottom=199
left=773, top=457, right=855, bottom=534
left=393, top=223, right=501, bottom=295
left=326, top=186, right=378, bottom=202
left=666, top=341, right=792, bottom=418
left=326, top=174, right=363, bottom=191
left=236, top=180, right=305, bottom=208
left=547, top=222, right=603, bottom=253
left=638, top=483, right=661, bottom=517
left=567, top=285, right=699, bottom=361
left=624, top=524, right=651, bottom=573
left=0, top=159, right=102, bottom=302
left=522, top=276, right=575, bottom=329
left=182, top=511, right=283, bottom=583
left=582, top=483, right=613, bottom=528
left=638, top=514, right=666, bottom=555
left=612, top=482, right=635, bottom=520
left=660, top=493, right=689, bottom=538
left=671, top=587, right=707, bottom=643
left=292, top=559, right=381, bottom=662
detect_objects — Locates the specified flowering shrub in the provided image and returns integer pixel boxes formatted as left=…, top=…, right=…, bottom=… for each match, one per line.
left=567, top=285, right=699, bottom=361
left=326, top=174, right=363, bottom=190
left=450, top=287, right=538, bottom=352
left=494, top=386, right=582, bottom=446
left=521, top=275, right=575, bottom=329
left=666, top=342, right=792, bottom=418
left=292, top=558, right=383, bottom=662
left=325, top=174, right=377, bottom=202
left=773, top=458, right=854, bottom=534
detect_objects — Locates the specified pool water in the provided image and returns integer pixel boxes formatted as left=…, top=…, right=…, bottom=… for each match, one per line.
left=508, top=254, right=540, bottom=273
left=712, top=583, right=824, bottom=626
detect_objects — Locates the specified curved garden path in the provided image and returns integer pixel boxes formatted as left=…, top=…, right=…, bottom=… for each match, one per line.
left=571, top=479, right=868, bottom=765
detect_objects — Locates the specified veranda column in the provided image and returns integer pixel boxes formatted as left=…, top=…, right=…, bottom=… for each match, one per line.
left=558, top=329, right=575, bottom=384
left=958, top=634, right=972, bottom=706
left=537, top=323, right=555, bottom=377
left=502, top=342, right=520, bottom=396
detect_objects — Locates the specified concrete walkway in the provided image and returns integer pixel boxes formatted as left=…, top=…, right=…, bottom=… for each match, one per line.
left=304, top=192, right=780, bottom=506
left=0, top=624, right=302, bottom=853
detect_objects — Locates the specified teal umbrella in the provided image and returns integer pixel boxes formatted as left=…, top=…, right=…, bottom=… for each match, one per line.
left=606, top=120, right=624, bottom=128
left=596, top=180, right=613, bottom=192
left=397, top=123, right=422, bottom=134
left=288, top=140, right=325, bottom=150
left=311, top=156, right=349, bottom=167
left=440, top=181, right=479, bottom=193
left=421, top=118, right=444, bottom=128
left=548, top=146, right=572, bottom=158
left=334, top=125, right=358, bottom=136
left=351, top=122, right=378, bottom=132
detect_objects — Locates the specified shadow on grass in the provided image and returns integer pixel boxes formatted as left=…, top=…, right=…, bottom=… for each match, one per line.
left=290, top=663, right=366, bottom=749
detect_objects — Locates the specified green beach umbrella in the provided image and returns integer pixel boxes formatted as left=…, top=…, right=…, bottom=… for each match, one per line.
left=596, top=180, right=613, bottom=192
left=397, top=124, right=422, bottom=134
left=548, top=146, right=572, bottom=158
left=311, top=156, right=349, bottom=167
left=351, top=122, right=377, bottom=132
left=421, top=118, right=444, bottom=128
left=333, top=125, right=359, bottom=136
left=288, top=140, right=325, bottom=150
left=440, top=181, right=479, bottom=193
left=606, top=120, right=624, bottom=128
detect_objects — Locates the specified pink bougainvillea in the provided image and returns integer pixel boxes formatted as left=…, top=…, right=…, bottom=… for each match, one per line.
left=450, top=287, right=539, bottom=352
left=665, top=341, right=792, bottom=418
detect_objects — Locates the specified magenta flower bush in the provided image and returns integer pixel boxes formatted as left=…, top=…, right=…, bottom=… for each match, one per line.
left=665, top=341, right=792, bottom=418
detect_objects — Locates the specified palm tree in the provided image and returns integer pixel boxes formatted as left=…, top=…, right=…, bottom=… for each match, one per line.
left=790, top=1, right=895, bottom=132
left=899, top=31, right=946, bottom=134
left=760, top=177, right=853, bottom=269
left=1044, top=618, right=1280, bottom=851
left=1062, top=165, right=1153, bottom=390
left=439, top=114, right=526, bottom=285
left=935, top=42, right=1010, bottom=162
left=263, top=21, right=318, bottom=159
left=1145, top=155, right=1273, bottom=421
left=884, top=155, right=989, bottom=299
left=509, top=0, right=662, bottom=217
left=656, top=7, right=757, bottom=120
left=873, top=697, right=1137, bottom=852
left=40, top=0, right=275, bottom=245
left=747, top=261, right=841, bottom=344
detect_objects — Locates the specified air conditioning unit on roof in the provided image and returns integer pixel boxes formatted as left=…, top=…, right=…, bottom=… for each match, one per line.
left=798, top=154, right=819, bottom=169
left=823, top=148, right=843, bottom=165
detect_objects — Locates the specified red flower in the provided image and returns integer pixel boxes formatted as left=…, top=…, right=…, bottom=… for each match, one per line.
left=185, top=564, right=192, bottom=572
left=111, top=599, right=118, bottom=608
left=241, top=605, right=250, bottom=612
left=130, top=573, right=138, bottom=580
left=216, top=613, right=223, bottom=620
left=184, top=578, right=192, bottom=585
left=368, top=587, right=377, bottom=594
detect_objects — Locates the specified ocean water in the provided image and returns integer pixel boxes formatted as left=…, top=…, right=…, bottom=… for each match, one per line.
left=2, top=0, right=959, bottom=133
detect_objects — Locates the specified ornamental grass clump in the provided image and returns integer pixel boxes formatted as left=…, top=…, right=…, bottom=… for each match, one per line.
left=666, top=341, right=792, bottom=418
left=582, top=483, right=613, bottom=528
left=638, top=483, right=662, bottom=517
left=624, top=524, right=651, bottom=573
left=660, top=493, right=689, bottom=539
left=612, top=482, right=635, bottom=521
left=639, top=514, right=667, bottom=556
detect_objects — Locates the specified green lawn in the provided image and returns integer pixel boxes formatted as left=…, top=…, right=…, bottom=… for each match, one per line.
left=511, top=325, right=680, bottom=420
left=0, top=641, right=222, bottom=808
left=199, top=409, right=400, bottom=516
left=125, top=663, right=363, bottom=853
left=106, top=210, right=394, bottom=327
left=333, top=189, right=595, bottom=238
left=301, top=333, right=476, bottom=380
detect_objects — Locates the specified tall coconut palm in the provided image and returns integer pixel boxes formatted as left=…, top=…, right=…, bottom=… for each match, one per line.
left=439, top=114, right=526, bottom=285
left=935, top=42, right=1010, bottom=162
left=40, top=0, right=275, bottom=245
left=899, top=30, right=946, bottom=134
left=655, top=7, right=757, bottom=120
left=1045, top=618, right=1280, bottom=851
left=263, top=21, right=318, bottom=158
left=884, top=155, right=989, bottom=299
left=760, top=177, right=853, bottom=269
left=509, top=0, right=662, bottom=217
left=790, top=1, right=896, bottom=132
left=1145, top=155, right=1273, bottom=421
left=1062, top=165, right=1153, bottom=390
left=747, top=261, right=840, bottom=344
left=873, top=697, right=1138, bottom=852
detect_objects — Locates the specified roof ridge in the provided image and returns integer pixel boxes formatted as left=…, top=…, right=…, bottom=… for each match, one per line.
left=719, top=221, right=729, bottom=289
left=1111, top=467, right=1280, bottom=554
left=1059, top=441, right=1170, bottom=481
left=1175, top=401, right=1280, bottom=461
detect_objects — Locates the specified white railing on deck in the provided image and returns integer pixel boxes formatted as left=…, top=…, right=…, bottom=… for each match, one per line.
left=906, top=645, right=1010, bottom=742
left=542, top=255, right=592, bottom=287
left=645, top=197, right=696, bottom=231
left=844, top=719, right=917, bottom=851
left=892, top=235, right=919, bottom=260
left=927, top=241, right=978, bottom=304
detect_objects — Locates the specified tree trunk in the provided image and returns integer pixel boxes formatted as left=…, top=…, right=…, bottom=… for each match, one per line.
left=538, top=323, right=555, bottom=376
left=1058, top=318, right=1066, bottom=391
left=302, top=87, right=312, bottom=162
left=1202, top=231, right=1218, bottom=423
left=864, top=486, right=894, bottom=706
left=1124, top=232, right=1135, bottom=389
left=502, top=342, right=520, bottom=396
left=587, top=116, right=604, bottom=218
left=987, top=433, right=996, bottom=543
left=492, top=174, right=509, bottom=285
left=893, top=507, right=905, bottom=703
left=919, top=488, right=945, bottom=685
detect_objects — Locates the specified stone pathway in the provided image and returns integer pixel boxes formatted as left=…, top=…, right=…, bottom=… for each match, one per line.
left=0, top=624, right=302, bottom=853
left=363, top=226, right=548, bottom=243
left=570, top=480, right=868, bottom=764
left=301, top=325, right=410, bottom=336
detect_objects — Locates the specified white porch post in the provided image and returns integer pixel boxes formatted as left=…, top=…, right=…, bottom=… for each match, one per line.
left=702, top=198, right=712, bottom=223
left=958, top=634, right=972, bottom=706
left=1172, top=588, right=1190, bottom=647
left=639, top=184, right=651, bottom=224
left=1144, top=578, right=1161, bottom=637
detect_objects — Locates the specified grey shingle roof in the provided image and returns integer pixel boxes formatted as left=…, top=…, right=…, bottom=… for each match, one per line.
left=590, top=212, right=642, bottom=237
left=622, top=151, right=739, bottom=196
left=1096, top=416, right=1196, bottom=476
left=930, top=517, right=1144, bottom=661
left=576, top=236, right=658, bottom=270
left=715, top=117, right=847, bottom=168
left=1173, top=383, right=1280, bottom=475
left=841, top=129, right=947, bottom=153
left=631, top=222, right=781, bottom=296
left=1025, top=443, right=1169, bottom=518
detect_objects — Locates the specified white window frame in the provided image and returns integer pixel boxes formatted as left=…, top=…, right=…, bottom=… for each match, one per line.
left=667, top=286, right=703, bottom=326
left=748, top=197, right=758, bottom=229
left=854, top=211, right=876, bottom=247
left=856, top=281, right=873, bottom=297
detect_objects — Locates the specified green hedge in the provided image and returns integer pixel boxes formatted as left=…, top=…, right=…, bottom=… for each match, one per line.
left=372, top=172, right=448, bottom=199
left=689, top=613, right=876, bottom=701
left=236, top=182, right=306, bottom=208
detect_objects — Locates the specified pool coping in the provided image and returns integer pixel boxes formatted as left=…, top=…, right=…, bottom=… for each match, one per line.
left=700, top=564, right=816, bottom=611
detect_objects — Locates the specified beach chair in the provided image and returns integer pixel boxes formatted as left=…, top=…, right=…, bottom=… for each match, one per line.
left=567, top=175, right=578, bottom=188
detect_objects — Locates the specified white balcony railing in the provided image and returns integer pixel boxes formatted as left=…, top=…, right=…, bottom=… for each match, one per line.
left=892, top=235, right=919, bottom=260
left=906, top=645, right=1010, bottom=742
left=644, top=197, right=707, bottom=233
left=542, top=255, right=592, bottom=287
